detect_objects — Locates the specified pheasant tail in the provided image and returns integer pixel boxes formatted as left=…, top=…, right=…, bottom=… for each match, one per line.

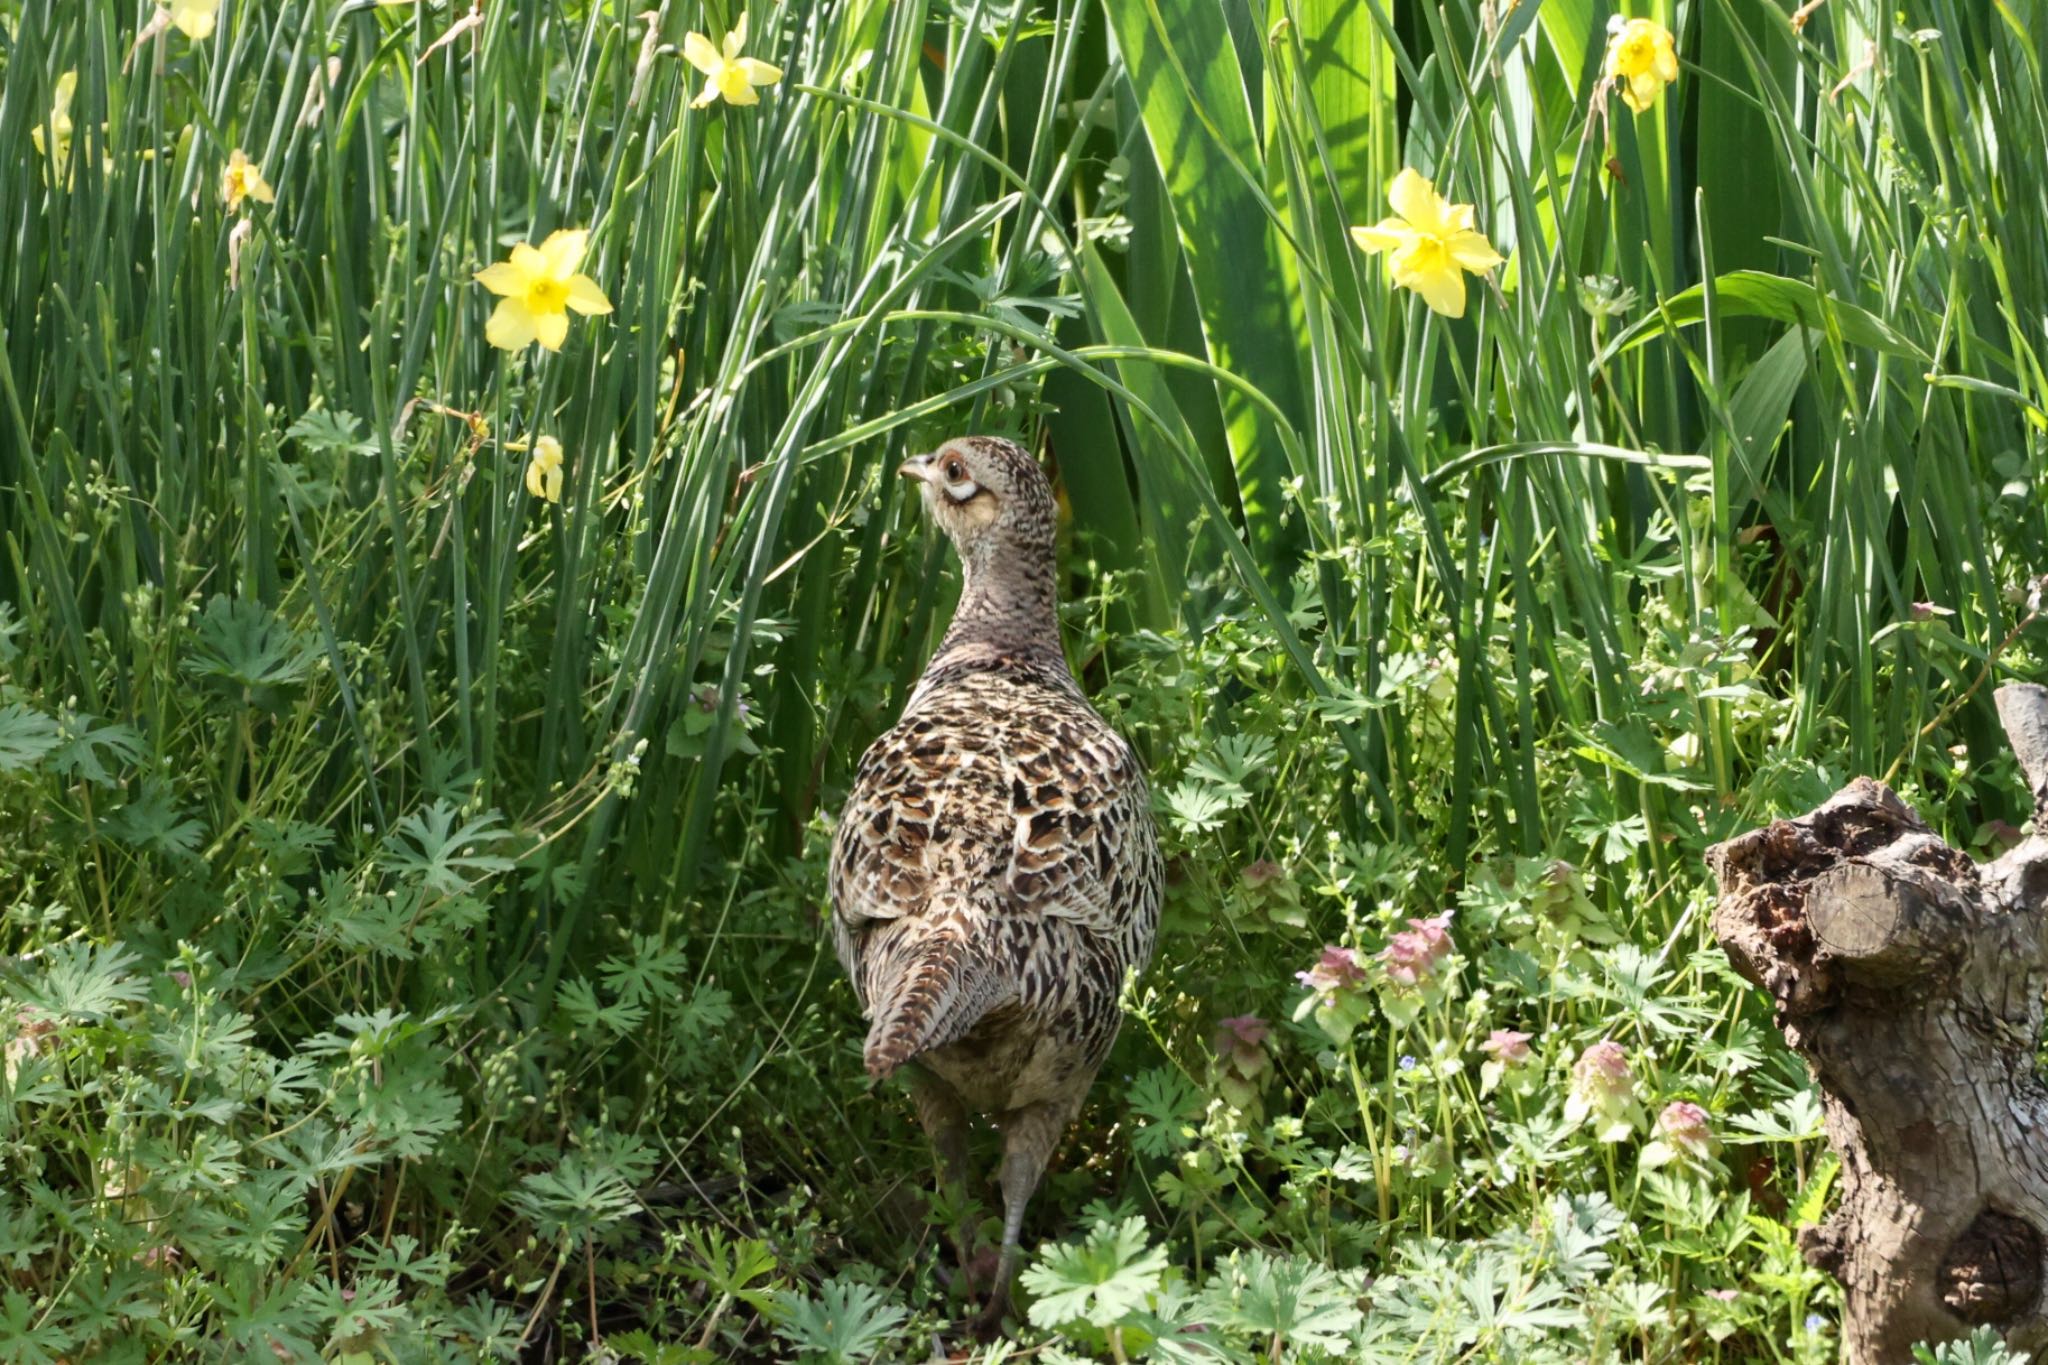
left=862, top=912, right=997, bottom=1080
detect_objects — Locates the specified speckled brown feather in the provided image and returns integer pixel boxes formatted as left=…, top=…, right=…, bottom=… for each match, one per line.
left=827, top=435, right=1162, bottom=1326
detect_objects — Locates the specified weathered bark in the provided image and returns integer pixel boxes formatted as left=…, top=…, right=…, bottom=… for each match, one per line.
left=1708, top=683, right=2048, bottom=1364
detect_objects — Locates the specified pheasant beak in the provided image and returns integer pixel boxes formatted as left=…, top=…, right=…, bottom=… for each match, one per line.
left=897, top=452, right=938, bottom=482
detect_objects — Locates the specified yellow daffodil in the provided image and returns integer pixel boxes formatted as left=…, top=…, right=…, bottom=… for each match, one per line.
left=526, top=436, right=566, bottom=503
left=474, top=229, right=613, bottom=353
left=1349, top=168, right=1505, bottom=319
left=221, top=148, right=275, bottom=211
left=169, top=0, right=221, bottom=40
left=31, top=72, right=78, bottom=177
left=1605, top=17, right=1679, bottom=114
left=683, top=14, right=783, bottom=107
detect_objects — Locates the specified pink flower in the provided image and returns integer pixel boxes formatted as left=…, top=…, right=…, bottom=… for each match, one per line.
left=1706, top=1288, right=1739, bottom=1302
left=1658, top=1101, right=1709, bottom=1140
left=1651, top=1100, right=1719, bottom=1163
left=1240, top=859, right=1284, bottom=888
left=1213, top=1015, right=1271, bottom=1083
left=1408, top=912, right=1452, bottom=954
left=1215, top=1015, right=1270, bottom=1052
left=1297, top=946, right=1366, bottom=1002
left=1572, top=1041, right=1632, bottom=1101
left=1380, top=913, right=1454, bottom=987
left=1480, top=1029, right=1533, bottom=1065
left=4, top=1006, right=57, bottom=1086
left=1567, top=1041, right=1643, bottom=1142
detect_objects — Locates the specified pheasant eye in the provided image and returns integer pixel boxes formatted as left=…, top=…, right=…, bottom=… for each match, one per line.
left=943, top=459, right=966, bottom=482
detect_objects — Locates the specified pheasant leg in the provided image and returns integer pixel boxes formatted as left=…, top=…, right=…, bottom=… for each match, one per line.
left=908, top=1069, right=977, bottom=1286
left=974, top=1098, right=1074, bottom=1335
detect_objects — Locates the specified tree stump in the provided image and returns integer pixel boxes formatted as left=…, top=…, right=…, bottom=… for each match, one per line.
left=1708, top=683, right=2048, bottom=1364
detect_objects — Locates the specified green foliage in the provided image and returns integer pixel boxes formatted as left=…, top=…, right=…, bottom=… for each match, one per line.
left=1915, top=1327, right=2033, bottom=1365
left=1, top=0, right=2044, bottom=1358
left=1023, top=1218, right=1171, bottom=1331
left=772, top=1278, right=912, bottom=1364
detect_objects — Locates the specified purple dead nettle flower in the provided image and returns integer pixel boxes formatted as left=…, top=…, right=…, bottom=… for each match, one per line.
left=1573, top=1040, right=1630, bottom=1095
left=1213, top=1014, right=1272, bottom=1110
left=1213, top=1015, right=1271, bottom=1075
left=1642, top=1098, right=1721, bottom=1170
left=1657, top=1101, right=1713, bottom=1152
left=3, top=1006, right=57, bottom=1086
left=1240, top=859, right=1284, bottom=889
left=1478, top=1027, right=1535, bottom=1095
left=1481, top=1029, right=1533, bottom=1065
left=1297, top=946, right=1367, bottom=1004
left=1565, top=1040, right=1645, bottom=1142
left=1380, top=912, right=1454, bottom=987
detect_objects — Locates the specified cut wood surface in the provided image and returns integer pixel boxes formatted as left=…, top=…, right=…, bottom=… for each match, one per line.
left=1709, top=683, right=2048, bottom=1364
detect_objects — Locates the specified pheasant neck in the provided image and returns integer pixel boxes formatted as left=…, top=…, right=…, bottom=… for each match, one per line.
left=927, top=545, right=1067, bottom=678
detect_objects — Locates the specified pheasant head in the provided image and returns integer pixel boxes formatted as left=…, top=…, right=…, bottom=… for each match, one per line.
left=899, top=435, right=1062, bottom=667
left=899, top=435, right=1055, bottom=563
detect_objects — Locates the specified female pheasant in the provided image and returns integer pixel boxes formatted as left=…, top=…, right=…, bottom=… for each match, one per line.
left=830, top=435, right=1163, bottom=1331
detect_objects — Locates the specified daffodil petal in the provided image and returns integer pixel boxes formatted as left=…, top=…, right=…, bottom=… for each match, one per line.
left=565, top=274, right=613, bottom=316
left=692, top=81, right=720, bottom=107
left=540, top=228, right=588, bottom=277
left=475, top=261, right=527, bottom=296
left=1387, top=168, right=1447, bottom=235
left=170, top=2, right=218, bottom=40
left=683, top=31, right=722, bottom=74
left=510, top=243, right=549, bottom=279
left=526, top=456, right=548, bottom=499
left=486, top=297, right=539, bottom=350
left=1406, top=263, right=1467, bottom=318
left=534, top=309, right=570, bottom=352
left=544, top=464, right=563, bottom=503
left=740, top=57, right=782, bottom=85
left=725, top=13, right=748, bottom=57
left=1350, top=220, right=1413, bottom=255
left=722, top=79, right=759, bottom=106
left=1447, top=231, right=1505, bottom=272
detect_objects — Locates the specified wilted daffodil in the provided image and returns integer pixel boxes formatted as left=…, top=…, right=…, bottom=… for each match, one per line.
left=221, top=149, right=274, bottom=211
left=1350, top=168, right=1505, bottom=319
left=1605, top=16, right=1679, bottom=114
left=31, top=72, right=78, bottom=177
left=526, top=435, right=565, bottom=504
left=474, top=229, right=613, bottom=353
left=683, top=14, right=784, bottom=107
left=169, top=0, right=222, bottom=40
